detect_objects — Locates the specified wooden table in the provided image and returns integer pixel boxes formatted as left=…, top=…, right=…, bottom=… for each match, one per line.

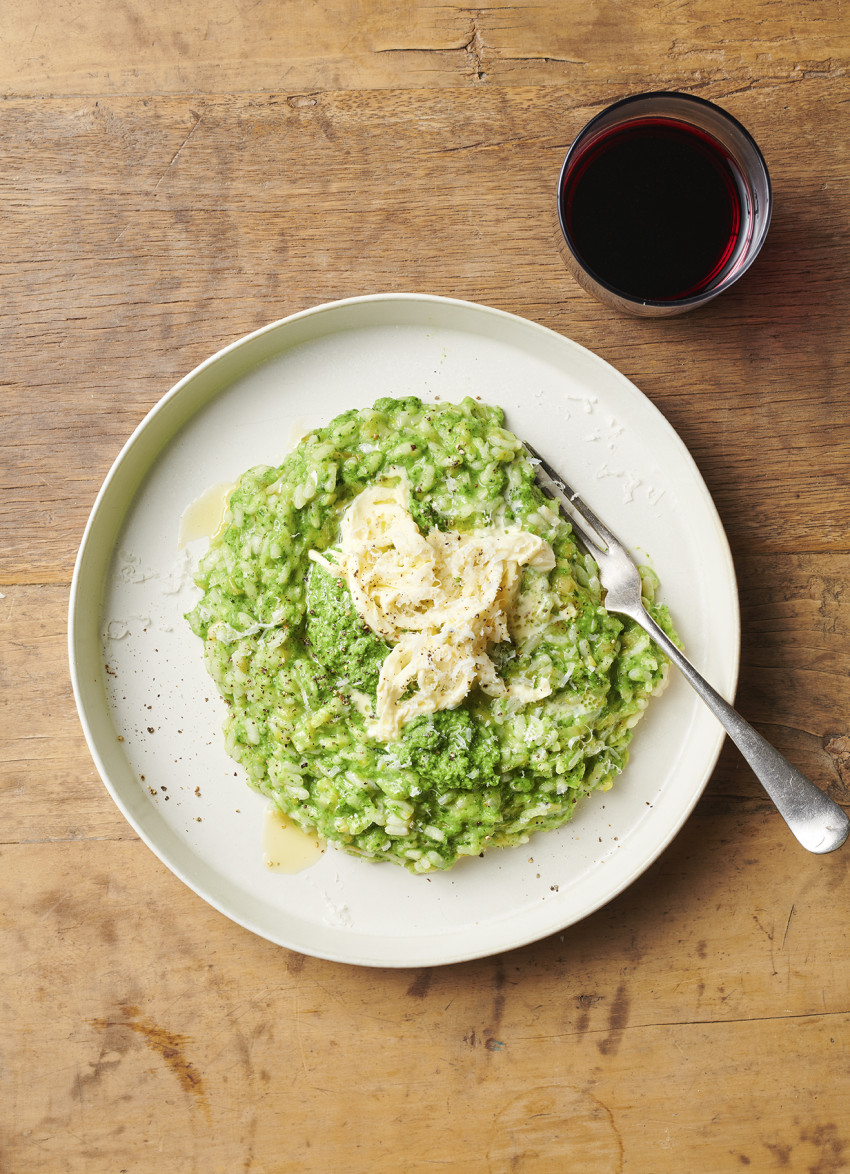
left=3, top=3, right=849, bottom=1170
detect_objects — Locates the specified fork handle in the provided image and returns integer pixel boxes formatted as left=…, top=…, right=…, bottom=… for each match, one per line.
left=635, top=611, right=849, bottom=854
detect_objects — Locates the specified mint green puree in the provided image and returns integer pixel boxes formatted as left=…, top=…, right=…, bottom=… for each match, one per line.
left=187, top=397, right=676, bottom=872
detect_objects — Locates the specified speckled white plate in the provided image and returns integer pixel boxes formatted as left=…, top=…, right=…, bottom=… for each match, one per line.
left=69, top=293, right=739, bottom=967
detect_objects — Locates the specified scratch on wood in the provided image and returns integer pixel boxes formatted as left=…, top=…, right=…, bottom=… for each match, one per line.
left=753, top=910, right=774, bottom=943
left=583, top=1087, right=626, bottom=1172
left=153, top=110, right=203, bottom=194
left=294, top=987, right=309, bottom=1075
left=781, top=904, right=796, bottom=950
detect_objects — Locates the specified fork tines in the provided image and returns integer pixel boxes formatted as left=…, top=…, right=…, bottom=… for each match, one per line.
left=522, top=441, right=613, bottom=554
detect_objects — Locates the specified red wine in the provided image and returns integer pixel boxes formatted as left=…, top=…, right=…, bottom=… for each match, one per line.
left=561, top=118, right=747, bottom=302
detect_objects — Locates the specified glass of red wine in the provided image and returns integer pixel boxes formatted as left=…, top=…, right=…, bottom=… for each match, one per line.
left=557, top=91, right=772, bottom=316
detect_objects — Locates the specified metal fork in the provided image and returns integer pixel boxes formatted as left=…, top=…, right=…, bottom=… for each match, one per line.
left=525, top=442, right=849, bottom=855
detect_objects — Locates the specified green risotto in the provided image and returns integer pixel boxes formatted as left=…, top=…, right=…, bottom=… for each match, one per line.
left=186, top=396, right=675, bottom=872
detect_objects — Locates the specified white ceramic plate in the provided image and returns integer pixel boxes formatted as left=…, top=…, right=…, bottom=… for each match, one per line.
left=69, top=294, right=739, bottom=968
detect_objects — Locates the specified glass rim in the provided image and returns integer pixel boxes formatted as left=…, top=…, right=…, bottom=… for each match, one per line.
left=557, top=90, right=773, bottom=310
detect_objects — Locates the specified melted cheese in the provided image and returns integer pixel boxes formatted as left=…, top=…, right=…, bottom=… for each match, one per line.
left=309, top=476, right=555, bottom=741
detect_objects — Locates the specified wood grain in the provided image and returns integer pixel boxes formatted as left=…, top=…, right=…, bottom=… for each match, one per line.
left=2, top=0, right=849, bottom=1170
left=3, top=0, right=847, bottom=96
left=4, top=824, right=849, bottom=1173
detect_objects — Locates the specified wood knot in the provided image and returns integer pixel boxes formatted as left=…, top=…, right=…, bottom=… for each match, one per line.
left=822, top=732, right=850, bottom=788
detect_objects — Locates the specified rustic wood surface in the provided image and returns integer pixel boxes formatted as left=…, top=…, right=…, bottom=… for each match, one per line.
left=2, top=2, right=849, bottom=1171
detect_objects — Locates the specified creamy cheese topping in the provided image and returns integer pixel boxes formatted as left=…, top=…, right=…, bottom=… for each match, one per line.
left=309, top=476, right=556, bottom=740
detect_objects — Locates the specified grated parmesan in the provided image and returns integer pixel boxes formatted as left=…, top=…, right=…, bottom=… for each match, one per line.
left=309, top=474, right=555, bottom=740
